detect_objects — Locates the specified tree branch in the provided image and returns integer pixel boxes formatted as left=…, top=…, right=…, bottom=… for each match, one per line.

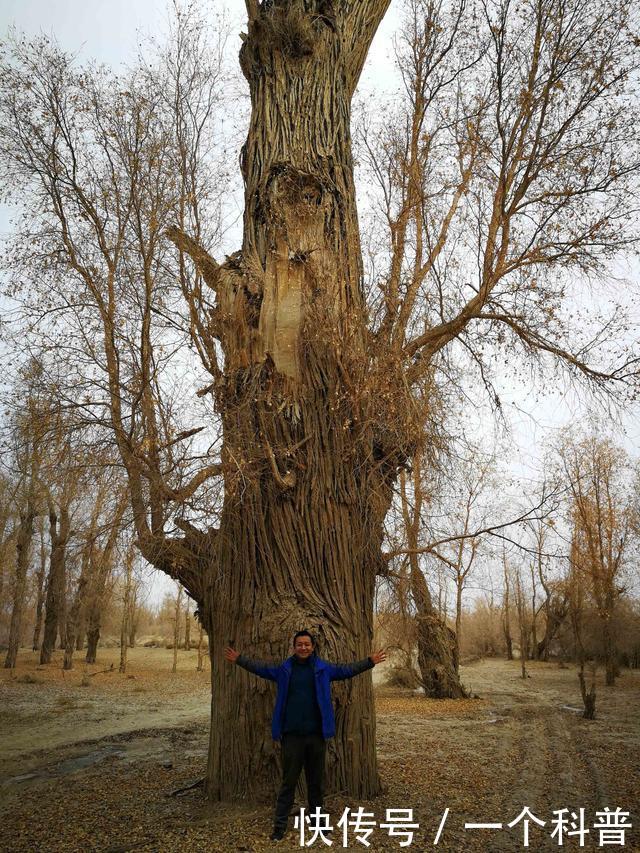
left=165, top=226, right=220, bottom=292
left=343, top=0, right=392, bottom=95
left=383, top=490, right=560, bottom=562
left=476, top=312, right=637, bottom=384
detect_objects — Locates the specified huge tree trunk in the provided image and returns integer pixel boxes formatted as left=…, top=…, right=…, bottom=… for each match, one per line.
left=40, top=504, right=71, bottom=665
left=4, top=500, right=35, bottom=669
left=198, top=0, right=393, bottom=801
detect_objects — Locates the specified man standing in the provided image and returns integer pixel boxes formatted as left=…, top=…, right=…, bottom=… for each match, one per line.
left=224, top=631, right=386, bottom=841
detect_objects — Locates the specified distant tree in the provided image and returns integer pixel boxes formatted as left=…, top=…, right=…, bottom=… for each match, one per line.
left=502, top=550, right=514, bottom=661
left=559, top=432, right=637, bottom=685
left=118, top=544, right=136, bottom=674
left=31, top=516, right=48, bottom=652
left=567, top=533, right=596, bottom=718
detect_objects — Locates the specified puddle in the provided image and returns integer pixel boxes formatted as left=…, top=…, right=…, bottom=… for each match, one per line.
left=1, top=744, right=126, bottom=790
left=0, top=731, right=208, bottom=797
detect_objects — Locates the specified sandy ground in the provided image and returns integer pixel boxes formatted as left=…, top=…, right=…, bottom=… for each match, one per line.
left=0, top=649, right=638, bottom=852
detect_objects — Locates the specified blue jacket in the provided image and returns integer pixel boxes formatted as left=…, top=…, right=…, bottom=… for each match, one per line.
left=237, top=653, right=374, bottom=741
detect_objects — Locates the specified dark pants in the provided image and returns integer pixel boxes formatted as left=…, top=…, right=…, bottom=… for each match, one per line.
left=274, top=733, right=326, bottom=832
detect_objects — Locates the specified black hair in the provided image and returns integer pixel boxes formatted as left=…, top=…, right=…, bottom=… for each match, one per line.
left=293, top=630, right=315, bottom=646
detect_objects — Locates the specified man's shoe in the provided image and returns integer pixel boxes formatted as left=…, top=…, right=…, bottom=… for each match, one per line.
left=270, top=828, right=286, bottom=841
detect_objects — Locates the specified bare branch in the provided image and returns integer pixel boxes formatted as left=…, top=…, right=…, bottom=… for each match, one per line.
left=165, top=225, right=220, bottom=292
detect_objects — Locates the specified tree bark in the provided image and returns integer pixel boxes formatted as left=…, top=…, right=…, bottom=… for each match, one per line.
left=536, top=590, right=568, bottom=661
left=4, top=500, right=35, bottom=669
left=85, top=624, right=100, bottom=665
left=578, top=666, right=596, bottom=719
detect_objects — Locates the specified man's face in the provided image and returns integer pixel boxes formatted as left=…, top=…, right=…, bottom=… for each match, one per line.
left=293, top=636, right=314, bottom=660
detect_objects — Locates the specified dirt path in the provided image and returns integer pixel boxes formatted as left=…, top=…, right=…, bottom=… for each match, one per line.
left=0, top=647, right=211, bottom=775
left=1, top=652, right=638, bottom=852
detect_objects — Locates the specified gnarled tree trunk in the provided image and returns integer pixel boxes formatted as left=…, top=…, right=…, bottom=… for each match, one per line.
left=399, top=462, right=466, bottom=699
left=185, top=0, right=395, bottom=801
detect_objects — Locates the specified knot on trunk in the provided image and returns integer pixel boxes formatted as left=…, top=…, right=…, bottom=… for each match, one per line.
left=241, top=1, right=335, bottom=76
left=266, top=164, right=324, bottom=229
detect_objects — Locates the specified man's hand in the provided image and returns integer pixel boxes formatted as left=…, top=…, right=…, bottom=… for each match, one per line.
left=370, top=649, right=387, bottom=666
left=224, top=646, right=240, bottom=663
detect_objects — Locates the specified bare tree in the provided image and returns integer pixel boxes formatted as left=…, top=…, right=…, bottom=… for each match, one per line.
left=436, top=455, right=495, bottom=669
left=558, top=431, right=636, bottom=685
left=524, top=514, right=569, bottom=661
left=40, top=493, right=73, bottom=663
left=2, top=0, right=640, bottom=800
left=83, top=487, right=129, bottom=664
left=568, top=534, right=596, bottom=718
left=119, top=544, right=136, bottom=674
left=513, top=565, right=531, bottom=678
left=398, top=452, right=466, bottom=697
left=502, top=550, right=514, bottom=660
left=4, top=493, right=36, bottom=669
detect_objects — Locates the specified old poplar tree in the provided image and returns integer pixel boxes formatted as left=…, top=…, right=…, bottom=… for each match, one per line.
left=2, top=0, right=639, bottom=801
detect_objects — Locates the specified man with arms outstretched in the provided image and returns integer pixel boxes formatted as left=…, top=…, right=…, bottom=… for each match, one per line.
left=224, top=631, right=386, bottom=842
